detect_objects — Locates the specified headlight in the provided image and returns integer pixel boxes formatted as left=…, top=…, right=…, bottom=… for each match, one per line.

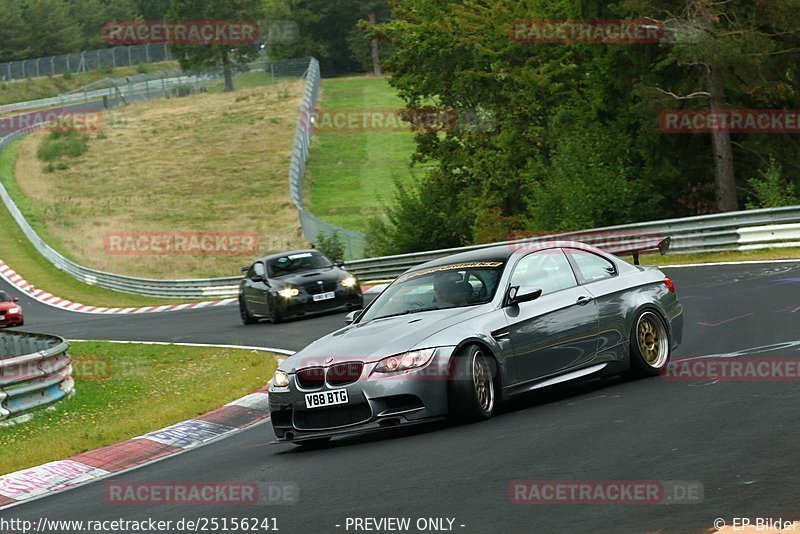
left=7, top=308, right=20, bottom=314
left=273, top=370, right=290, bottom=387
left=277, top=287, right=299, bottom=298
left=374, top=348, right=436, bottom=373
left=341, top=276, right=357, bottom=288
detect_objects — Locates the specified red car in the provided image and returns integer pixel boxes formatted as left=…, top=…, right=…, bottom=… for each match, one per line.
left=0, top=290, right=24, bottom=327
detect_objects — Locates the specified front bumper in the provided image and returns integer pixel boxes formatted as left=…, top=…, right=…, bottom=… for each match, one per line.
left=275, top=287, right=363, bottom=319
left=0, top=312, right=23, bottom=327
left=269, top=348, right=456, bottom=442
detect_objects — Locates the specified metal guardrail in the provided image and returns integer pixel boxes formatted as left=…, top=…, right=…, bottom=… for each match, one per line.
left=342, top=206, right=800, bottom=281
left=288, top=58, right=367, bottom=259
left=0, top=331, right=73, bottom=421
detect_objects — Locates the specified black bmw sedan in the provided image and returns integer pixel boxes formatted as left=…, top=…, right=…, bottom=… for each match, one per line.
left=239, top=250, right=363, bottom=324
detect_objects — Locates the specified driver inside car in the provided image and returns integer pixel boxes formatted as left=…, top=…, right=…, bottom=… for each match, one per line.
left=433, top=275, right=472, bottom=307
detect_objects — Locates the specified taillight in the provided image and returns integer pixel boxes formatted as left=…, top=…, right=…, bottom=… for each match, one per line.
left=664, top=276, right=676, bottom=294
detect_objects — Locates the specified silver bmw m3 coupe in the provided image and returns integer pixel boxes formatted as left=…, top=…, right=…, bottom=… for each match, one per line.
left=268, top=240, right=683, bottom=445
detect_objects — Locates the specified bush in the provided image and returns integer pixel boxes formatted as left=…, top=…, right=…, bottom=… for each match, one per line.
left=366, top=173, right=474, bottom=256
left=746, top=158, right=798, bottom=209
left=527, top=120, right=659, bottom=232
left=36, top=127, right=89, bottom=163
left=315, top=232, right=346, bottom=261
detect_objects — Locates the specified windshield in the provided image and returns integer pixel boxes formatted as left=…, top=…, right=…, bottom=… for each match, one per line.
left=360, top=261, right=505, bottom=322
left=0, top=291, right=10, bottom=302
left=267, top=252, right=333, bottom=277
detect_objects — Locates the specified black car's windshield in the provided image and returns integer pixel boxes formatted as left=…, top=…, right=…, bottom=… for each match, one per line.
left=0, top=291, right=10, bottom=302
left=267, top=252, right=333, bottom=277
left=361, top=261, right=505, bottom=322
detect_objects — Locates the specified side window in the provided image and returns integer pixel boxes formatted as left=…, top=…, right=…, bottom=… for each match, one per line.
left=567, top=249, right=616, bottom=284
left=510, top=249, right=577, bottom=296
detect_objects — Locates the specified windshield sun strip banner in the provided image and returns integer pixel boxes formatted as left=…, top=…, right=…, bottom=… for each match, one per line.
left=395, top=261, right=504, bottom=284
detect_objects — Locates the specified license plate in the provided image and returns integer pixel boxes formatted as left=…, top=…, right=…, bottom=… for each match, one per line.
left=312, top=291, right=335, bottom=302
left=305, top=389, right=348, bottom=409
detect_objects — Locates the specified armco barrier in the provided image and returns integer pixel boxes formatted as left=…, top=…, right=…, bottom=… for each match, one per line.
left=342, top=206, right=800, bottom=281
left=0, top=331, right=73, bottom=421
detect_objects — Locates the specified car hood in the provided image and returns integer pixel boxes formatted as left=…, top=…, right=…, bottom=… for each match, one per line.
left=274, top=267, right=344, bottom=286
left=0, top=302, right=17, bottom=311
left=282, top=305, right=489, bottom=372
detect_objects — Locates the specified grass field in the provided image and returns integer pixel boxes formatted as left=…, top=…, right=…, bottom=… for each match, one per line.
left=0, top=341, right=277, bottom=476
left=635, top=247, right=800, bottom=267
left=8, top=78, right=307, bottom=279
left=0, top=62, right=177, bottom=107
left=0, top=142, right=198, bottom=307
left=305, top=76, right=420, bottom=233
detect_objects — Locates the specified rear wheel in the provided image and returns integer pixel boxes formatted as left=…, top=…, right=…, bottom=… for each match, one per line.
left=448, top=345, right=496, bottom=422
left=629, top=310, right=670, bottom=377
left=239, top=299, right=256, bottom=325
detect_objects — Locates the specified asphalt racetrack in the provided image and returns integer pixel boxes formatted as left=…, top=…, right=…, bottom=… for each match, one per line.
left=2, top=261, right=799, bottom=533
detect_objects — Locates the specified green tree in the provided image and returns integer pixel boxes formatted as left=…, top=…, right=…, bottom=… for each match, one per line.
left=0, top=0, right=30, bottom=62
left=167, top=0, right=265, bottom=91
left=620, top=0, right=800, bottom=211
left=22, top=0, right=83, bottom=58
left=264, top=0, right=390, bottom=75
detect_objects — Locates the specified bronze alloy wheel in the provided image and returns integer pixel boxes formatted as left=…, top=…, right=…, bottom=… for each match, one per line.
left=636, top=311, right=669, bottom=369
left=473, top=351, right=494, bottom=413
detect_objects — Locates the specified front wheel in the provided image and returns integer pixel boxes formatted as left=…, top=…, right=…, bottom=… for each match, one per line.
left=629, top=310, right=671, bottom=377
left=239, top=299, right=256, bottom=325
left=268, top=296, right=284, bottom=324
left=448, top=345, right=496, bottom=422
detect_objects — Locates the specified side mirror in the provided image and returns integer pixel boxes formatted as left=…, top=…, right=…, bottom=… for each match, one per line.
left=12, top=297, right=19, bottom=303
left=335, top=260, right=345, bottom=268
left=241, top=266, right=250, bottom=273
left=345, top=310, right=362, bottom=325
left=505, top=286, right=543, bottom=307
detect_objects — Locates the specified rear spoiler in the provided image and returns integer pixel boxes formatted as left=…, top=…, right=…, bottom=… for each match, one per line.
left=603, top=237, right=671, bottom=265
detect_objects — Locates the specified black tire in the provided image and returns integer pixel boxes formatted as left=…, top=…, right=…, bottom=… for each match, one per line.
left=239, top=299, right=256, bottom=325
left=448, top=345, right=496, bottom=422
left=629, top=309, right=671, bottom=377
left=268, top=296, right=284, bottom=324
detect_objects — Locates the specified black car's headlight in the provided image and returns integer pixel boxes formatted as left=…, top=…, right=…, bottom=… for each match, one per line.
left=273, top=370, right=290, bottom=387
left=341, top=276, right=357, bottom=288
left=277, top=287, right=300, bottom=298
left=373, top=348, right=436, bottom=373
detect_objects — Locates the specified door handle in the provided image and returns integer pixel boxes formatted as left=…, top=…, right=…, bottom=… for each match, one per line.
left=576, top=296, right=593, bottom=306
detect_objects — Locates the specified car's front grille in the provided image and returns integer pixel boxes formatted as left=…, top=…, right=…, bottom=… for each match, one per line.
left=296, top=367, right=325, bottom=389
left=326, top=362, right=363, bottom=386
left=302, top=281, right=338, bottom=295
left=293, top=403, right=372, bottom=430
